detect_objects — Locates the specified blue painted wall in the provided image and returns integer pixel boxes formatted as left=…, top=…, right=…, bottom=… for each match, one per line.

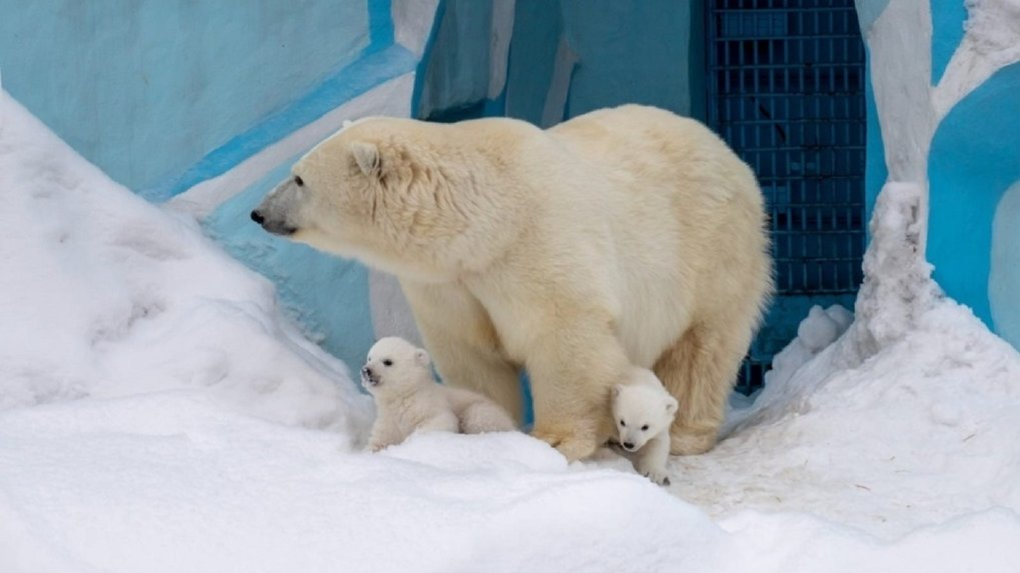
left=0, top=0, right=411, bottom=200
left=502, top=0, right=565, bottom=124
left=859, top=0, right=1020, bottom=349
left=928, top=61, right=1020, bottom=338
left=991, top=181, right=1020, bottom=348
left=558, top=1, right=694, bottom=120
left=419, top=0, right=698, bottom=125
left=0, top=1, right=431, bottom=372
left=929, top=0, right=967, bottom=85
left=414, top=0, right=494, bottom=119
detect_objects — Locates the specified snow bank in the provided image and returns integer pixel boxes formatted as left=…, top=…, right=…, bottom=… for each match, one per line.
left=0, top=400, right=732, bottom=573
left=3, top=92, right=1020, bottom=572
left=659, top=182, right=1020, bottom=540
left=0, top=91, right=372, bottom=438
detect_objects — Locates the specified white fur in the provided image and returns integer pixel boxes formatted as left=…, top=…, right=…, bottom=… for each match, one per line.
left=254, top=104, right=773, bottom=461
left=361, top=337, right=516, bottom=451
left=611, top=368, right=679, bottom=486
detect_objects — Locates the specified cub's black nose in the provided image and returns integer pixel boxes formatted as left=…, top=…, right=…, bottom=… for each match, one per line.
left=361, top=366, right=373, bottom=378
left=623, top=442, right=635, bottom=450
left=250, top=210, right=265, bottom=224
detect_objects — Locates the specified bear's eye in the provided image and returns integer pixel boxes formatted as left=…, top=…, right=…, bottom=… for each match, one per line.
left=641, top=425, right=649, bottom=431
left=619, top=420, right=626, bottom=427
left=294, top=175, right=304, bottom=187
left=382, top=359, right=393, bottom=367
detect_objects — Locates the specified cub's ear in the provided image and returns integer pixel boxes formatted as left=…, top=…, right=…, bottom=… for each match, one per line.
left=414, top=348, right=431, bottom=367
left=349, top=142, right=382, bottom=177
left=665, top=396, right=679, bottom=417
left=611, top=384, right=625, bottom=399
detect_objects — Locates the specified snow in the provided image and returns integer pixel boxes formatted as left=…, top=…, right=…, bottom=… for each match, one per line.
left=0, top=92, right=372, bottom=435
left=762, top=304, right=853, bottom=391
left=4, top=90, right=1020, bottom=572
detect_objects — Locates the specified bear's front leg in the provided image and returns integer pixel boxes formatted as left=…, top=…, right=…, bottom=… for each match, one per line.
left=526, top=322, right=631, bottom=462
left=633, top=433, right=672, bottom=487
left=402, top=281, right=525, bottom=424
left=367, top=416, right=404, bottom=452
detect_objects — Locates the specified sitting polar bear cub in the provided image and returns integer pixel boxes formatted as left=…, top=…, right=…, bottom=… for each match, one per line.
left=361, top=337, right=517, bottom=451
left=611, top=368, right=679, bottom=486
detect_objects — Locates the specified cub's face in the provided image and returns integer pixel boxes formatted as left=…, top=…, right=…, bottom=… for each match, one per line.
left=361, top=337, right=431, bottom=395
left=611, top=384, right=679, bottom=452
left=250, top=118, right=470, bottom=282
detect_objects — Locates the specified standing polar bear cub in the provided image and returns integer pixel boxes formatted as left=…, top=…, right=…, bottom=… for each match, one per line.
left=361, top=337, right=516, bottom=451
left=253, top=104, right=772, bottom=461
left=611, top=368, right=679, bottom=486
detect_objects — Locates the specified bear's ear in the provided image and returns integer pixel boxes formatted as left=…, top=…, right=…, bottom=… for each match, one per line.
left=414, top=348, right=431, bottom=367
left=611, top=384, right=625, bottom=399
left=665, top=395, right=679, bottom=417
left=350, top=142, right=382, bottom=177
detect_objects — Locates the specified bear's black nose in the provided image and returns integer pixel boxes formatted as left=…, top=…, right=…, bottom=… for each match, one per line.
left=623, top=442, right=635, bottom=450
left=250, top=210, right=265, bottom=224
left=361, top=366, right=373, bottom=378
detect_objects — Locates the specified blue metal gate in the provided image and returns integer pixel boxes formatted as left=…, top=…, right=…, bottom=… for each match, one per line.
left=706, top=0, right=867, bottom=393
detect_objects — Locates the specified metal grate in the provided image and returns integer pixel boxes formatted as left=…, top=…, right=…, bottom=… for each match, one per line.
left=706, top=0, right=867, bottom=394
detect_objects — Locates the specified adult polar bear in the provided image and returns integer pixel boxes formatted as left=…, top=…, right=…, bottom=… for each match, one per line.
left=252, top=105, right=772, bottom=461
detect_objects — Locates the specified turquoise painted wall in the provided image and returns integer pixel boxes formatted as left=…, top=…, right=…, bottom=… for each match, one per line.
left=991, top=182, right=1020, bottom=348
left=419, top=0, right=698, bottom=125
left=928, top=61, right=1020, bottom=339
left=558, top=0, right=694, bottom=120
left=0, top=0, right=412, bottom=201
left=502, top=0, right=564, bottom=124
left=859, top=0, right=1020, bottom=348
left=0, top=1, right=427, bottom=370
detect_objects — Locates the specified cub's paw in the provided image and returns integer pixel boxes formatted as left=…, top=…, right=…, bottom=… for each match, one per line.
left=641, top=466, right=672, bottom=487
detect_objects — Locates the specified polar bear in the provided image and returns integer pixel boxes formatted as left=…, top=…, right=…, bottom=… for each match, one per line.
left=252, top=104, right=772, bottom=461
left=610, top=368, right=679, bottom=486
left=361, top=336, right=516, bottom=451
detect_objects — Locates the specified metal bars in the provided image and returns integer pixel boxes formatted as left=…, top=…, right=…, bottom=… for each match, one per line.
left=706, top=0, right=867, bottom=393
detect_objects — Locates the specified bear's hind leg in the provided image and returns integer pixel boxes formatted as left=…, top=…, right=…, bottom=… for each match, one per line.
left=655, top=323, right=749, bottom=455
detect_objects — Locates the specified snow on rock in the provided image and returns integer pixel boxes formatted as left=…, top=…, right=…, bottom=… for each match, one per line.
left=836, top=182, right=939, bottom=366
left=0, top=90, right=372, bottom=438
left=763, top=304, right=854, bottom=391
left=3, top=91, right=1020, bottom=572
left=934, top=0, right=1020, bottom=119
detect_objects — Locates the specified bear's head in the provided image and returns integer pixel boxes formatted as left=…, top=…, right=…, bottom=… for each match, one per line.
left=361, top=336, right=431, bottom=394
left=611, top=370, right=678, bottom=452
left=250, top=117, right=525, bottom=282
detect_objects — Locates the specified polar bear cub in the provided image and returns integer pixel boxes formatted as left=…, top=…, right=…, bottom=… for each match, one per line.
left=611, top=368, right=679, bottom=486
left=361, top=337, right=517, bottom=451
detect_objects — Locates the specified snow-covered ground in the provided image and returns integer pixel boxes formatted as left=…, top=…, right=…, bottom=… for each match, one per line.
left=2, top=90, right=1020, bottom=573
